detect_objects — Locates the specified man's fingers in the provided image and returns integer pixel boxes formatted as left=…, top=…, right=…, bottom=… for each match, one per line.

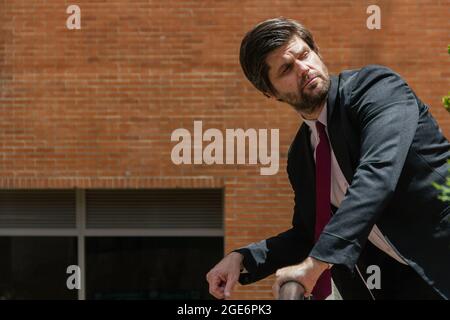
left=224, top=274, right=237, bottom=299
left=206, top=253, right=244, bottom=299
left=208, top=272, right=230, bottom=299
left=210, top=286, right=224, bottom=299
left=272, top=281, right=280, bottom=300
left=209, top=275, right=225, bottom=299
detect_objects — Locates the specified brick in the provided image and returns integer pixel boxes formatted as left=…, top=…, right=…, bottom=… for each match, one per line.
left=0, top=0, right=448, bottom=300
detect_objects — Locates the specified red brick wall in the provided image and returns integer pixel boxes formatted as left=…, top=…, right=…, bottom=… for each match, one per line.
left=0, top=0, right=449, bottom=299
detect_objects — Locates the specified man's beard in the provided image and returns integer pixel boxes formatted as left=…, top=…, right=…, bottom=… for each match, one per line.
left=279, top=75, right=331, bottom=114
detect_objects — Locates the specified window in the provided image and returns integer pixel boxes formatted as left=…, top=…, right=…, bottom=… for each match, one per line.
left=0, top=237, right=77, bottom=300
left=86, top=237, right=222, bottom=300
left=0, top=189, right=223, bottom=300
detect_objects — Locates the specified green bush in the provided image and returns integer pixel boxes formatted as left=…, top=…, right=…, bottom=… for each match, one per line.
left=433, top=45, right=450, bottom=202
left=433, top=161, right=450, bottom=202
left=444, top=94, right=450, bottom=113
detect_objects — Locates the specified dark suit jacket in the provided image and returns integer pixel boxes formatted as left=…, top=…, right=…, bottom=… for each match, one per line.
left=235, top=65, right=450, bottom=299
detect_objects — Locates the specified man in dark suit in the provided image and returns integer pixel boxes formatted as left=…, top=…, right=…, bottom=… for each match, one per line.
left=206, top=18, right=449, bottom=300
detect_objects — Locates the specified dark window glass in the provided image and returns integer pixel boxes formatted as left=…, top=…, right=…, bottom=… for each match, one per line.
left=86, top=237, right=223, bottom=300
left=0, top=237, right=78, bottom=300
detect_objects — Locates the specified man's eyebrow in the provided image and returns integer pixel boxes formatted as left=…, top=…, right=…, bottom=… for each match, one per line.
left=276, top=46, right=308, bottom=75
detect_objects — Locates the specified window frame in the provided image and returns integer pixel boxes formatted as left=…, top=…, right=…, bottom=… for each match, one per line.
left=0, top=189, right=224, bottom=300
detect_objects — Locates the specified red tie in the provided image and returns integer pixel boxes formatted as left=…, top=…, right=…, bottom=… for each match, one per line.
left=312, top=121, right=332, bottom=300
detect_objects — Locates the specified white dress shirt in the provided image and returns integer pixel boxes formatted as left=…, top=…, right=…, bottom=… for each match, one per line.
left=303, top=103, right=408, bottom=265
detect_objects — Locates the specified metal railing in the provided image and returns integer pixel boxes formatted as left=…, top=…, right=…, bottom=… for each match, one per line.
left=278, top=281, right=306, bottom=300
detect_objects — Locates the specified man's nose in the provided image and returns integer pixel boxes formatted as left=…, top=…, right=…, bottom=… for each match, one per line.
left=294, top=59, right=310, bottom=77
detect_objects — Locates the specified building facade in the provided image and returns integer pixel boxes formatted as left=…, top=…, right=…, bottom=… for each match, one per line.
left=0, top=0, right=449, bottom=299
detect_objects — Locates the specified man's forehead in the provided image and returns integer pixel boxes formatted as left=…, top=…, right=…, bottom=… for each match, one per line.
left=267, top=37, right=308, bottom=65
left=283, top=36, right=307, bottom=52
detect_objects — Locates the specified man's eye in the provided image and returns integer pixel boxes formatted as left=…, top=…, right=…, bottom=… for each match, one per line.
left=303, top=51, right=309, bottom=58
left=283, top=64, right=292, bottom=74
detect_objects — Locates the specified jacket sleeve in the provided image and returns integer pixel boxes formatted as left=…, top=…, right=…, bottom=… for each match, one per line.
left=234, top=226, right=310, bottom=285
left=309, top=65, right=420, bottom=271
left=234, top=152, right=313, bottom=285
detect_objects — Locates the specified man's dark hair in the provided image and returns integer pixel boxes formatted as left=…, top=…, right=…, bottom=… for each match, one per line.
left=239, top=18, right=319, bottom=97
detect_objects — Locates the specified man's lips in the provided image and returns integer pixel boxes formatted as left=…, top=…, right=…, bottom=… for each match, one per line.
left=303, top=75, right=319, bottom=89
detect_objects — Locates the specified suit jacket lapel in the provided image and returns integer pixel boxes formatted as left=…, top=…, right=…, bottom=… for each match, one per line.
left=327, top=75, right=355, bottom=184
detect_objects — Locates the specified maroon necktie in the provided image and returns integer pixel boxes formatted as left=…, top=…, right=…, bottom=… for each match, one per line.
left=312, top=121, right=332, bottom=300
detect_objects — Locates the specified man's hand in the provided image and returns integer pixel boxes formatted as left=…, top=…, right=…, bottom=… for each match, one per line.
left=272, top=256, right=330, bottom=299
left=206, top=252, right=244, bottom=299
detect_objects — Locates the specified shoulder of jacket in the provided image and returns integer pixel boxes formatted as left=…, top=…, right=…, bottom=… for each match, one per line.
left=355, top=64, right=400, bottom=80
left=287, top=123, right=308, bottom=162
